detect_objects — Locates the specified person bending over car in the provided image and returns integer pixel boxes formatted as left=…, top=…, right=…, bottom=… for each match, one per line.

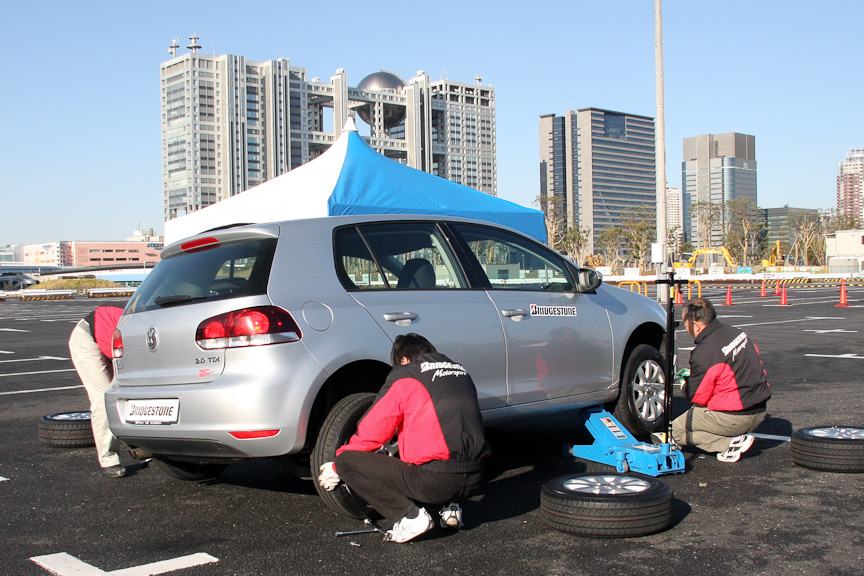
left=68, top=306, right=126, bottom=478
left=318, top=333, right=490, bottom=543
left=671, top=298, right=771, bottom=463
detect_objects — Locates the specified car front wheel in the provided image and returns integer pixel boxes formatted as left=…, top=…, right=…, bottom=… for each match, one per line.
left=612, top=344, right=666, bottom=436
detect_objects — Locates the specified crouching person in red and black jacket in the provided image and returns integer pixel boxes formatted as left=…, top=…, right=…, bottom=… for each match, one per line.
left=672, top=298, right=771, bottom=463
left=318, top=333, right=490, bottom=543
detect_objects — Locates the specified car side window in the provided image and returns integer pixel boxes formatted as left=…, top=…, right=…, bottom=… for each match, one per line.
left=451, top=223, right=575, bottom=291
left=335, top=222, right=466, bottom=290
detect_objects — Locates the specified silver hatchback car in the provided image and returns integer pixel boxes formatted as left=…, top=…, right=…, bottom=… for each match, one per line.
left=106, top=215, right=668, bottom=513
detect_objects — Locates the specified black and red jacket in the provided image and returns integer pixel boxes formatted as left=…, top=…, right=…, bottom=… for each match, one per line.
left=336, top=352, right=490, bottom=472
left=684, top=319, right=771, bottom=414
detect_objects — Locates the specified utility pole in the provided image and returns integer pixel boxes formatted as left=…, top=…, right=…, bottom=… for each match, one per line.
left=654, top=0, right=668, bottom=303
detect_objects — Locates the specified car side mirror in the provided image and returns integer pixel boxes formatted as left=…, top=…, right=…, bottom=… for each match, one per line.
left=576, top=268, right=603, bottom=293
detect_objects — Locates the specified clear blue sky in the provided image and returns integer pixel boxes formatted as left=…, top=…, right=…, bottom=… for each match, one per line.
left=2, top=0, right=861, bottom=246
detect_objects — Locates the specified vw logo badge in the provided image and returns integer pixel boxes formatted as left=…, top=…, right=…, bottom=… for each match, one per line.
left=146, top=327, right=159, bottom=351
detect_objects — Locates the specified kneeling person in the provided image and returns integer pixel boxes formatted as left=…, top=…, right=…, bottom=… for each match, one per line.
left=672, top=298, right=771, bottom=462
left=318, top=333, right=490, bottom=543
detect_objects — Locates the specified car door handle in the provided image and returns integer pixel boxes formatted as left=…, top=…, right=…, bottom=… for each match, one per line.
left=383, top=312, right=418, bottom=327
left=501, top=309, right=528, bottom=321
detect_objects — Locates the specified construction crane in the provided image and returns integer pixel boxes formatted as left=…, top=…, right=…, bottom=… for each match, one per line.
left=761, top=240, right=782, bottom=266
left=688, top=246, right=736, bottom=268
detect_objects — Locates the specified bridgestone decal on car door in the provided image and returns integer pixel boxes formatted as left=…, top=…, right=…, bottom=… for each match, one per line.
left=529, top=304, right=578, bottom=317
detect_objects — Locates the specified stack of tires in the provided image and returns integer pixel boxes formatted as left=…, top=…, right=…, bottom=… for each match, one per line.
left=38, top=412, right=94, bottom=448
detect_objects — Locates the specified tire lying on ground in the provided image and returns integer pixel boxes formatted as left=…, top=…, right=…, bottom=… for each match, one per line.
left=38, top=411, right=95, bottom=448
left=540, top=473, right=673, bottom=538
left=790, top=426, right=864, bottom=473
left=311, top=392, right=378, bottom=519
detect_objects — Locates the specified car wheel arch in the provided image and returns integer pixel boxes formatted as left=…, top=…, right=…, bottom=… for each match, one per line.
left=619, top=322, right=666, bottom=377
left=304, top=359, right=390, bottom=450
left=606, top=322, right=667, bottom=436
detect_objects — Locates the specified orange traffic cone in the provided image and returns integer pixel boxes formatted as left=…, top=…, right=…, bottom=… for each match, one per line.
left=674, top=287, right=683, bottom=304
left=779, top=285, right=789, bottom=306
left=837, top=279, right=848, bottom=307
left=773, top=281, right=781, bottom=296
left=759, top=280, right=767, bottom=297
left=725, top=285, right=733, bottom=306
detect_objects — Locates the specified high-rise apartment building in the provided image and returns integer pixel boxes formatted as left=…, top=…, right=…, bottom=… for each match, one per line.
left=161, top=36, right=497, bottom=221
left=837, top=149, right=864, bottom=222
left=682, top=132, right=757, bottom=248
left=539, top=108, right=656, bottom=253
left=666, top=186, right=683, bottom=253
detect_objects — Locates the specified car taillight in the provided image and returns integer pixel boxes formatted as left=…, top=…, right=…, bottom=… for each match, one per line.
left=112, top=328, right=124, bottom=358
left=195, top=306, right=302, bottom=350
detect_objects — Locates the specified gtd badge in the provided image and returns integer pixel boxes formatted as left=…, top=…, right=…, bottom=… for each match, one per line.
left=146, top=327, right=159, bottom=351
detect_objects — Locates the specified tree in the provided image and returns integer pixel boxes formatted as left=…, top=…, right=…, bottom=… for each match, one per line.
left=560, top=226, right=592, bottom=265
left=534, top=194, right=566, bottom=251
left=824, top=209, right=861, bottom=234
left=725, top=198, right=766, bottom=267
left=596, top=227, right=624, bottom=268
left=621, top=205, right=656, bottom=266
left=667, top=225, right=683, bottom=263
left=788, top=210, right=825, bottom=266
left=691, top=200, right=725, bottom=248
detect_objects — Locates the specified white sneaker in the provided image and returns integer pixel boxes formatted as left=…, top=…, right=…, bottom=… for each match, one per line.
left=385, top=507, right=434, bottom=543
left=439, top=502, right=463, bottom=529
left=717, top=434, right=755, bottom=462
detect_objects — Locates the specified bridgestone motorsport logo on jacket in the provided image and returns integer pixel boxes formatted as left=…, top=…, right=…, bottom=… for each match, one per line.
left=684, top=320, right=771, bottom=414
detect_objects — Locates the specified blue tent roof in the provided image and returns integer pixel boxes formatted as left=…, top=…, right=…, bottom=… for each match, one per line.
left=328, top=132, right=547, bottom=243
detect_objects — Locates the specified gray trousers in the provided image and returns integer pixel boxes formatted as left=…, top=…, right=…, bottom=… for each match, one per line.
left=672, top=406, right=765, bottom=454
left=69, top=320, right=121, bottom=468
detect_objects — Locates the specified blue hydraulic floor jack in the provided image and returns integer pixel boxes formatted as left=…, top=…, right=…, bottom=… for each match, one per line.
left=566, top=270, right=687, bottom=477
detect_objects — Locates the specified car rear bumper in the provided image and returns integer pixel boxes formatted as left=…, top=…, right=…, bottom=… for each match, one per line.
left=105, top=345, right=325, bottom=459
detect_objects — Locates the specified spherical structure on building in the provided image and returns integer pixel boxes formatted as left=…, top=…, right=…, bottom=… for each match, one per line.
left=356, top=71, right=406, bottom=130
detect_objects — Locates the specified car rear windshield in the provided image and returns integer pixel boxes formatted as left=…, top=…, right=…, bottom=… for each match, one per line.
left=125, top=238, right=277, bottom=314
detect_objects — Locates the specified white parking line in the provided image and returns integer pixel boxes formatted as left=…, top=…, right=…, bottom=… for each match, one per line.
left=733, top=316, right=844, bottom=329
left=0, top=328, right=29, bottom=332
left=0, top=350, right=14, bottom=354
left=30, top=552, right=218, bottom=576
left=0, top=476, right=8, bottom=482
left=0, top=368, right=77, bottom=379
left=803, top=329, right=858, bottom=334
left=805, top=353, right=864, bottom=359
left=0, top=356, right=68, bottom=364
left=0, top=384, right=82, bottom=395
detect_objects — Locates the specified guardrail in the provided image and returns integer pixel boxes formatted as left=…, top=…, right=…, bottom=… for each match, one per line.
left=0, top=287, right=137, bottom=301
left=617, top=281, right=648, bottom=297
left=17, top=289, right=76, bottom=301
left=87, top=287, right=136, bottom=298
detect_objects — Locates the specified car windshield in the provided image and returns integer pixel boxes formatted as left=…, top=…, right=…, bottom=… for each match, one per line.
left=125, top=238, right=276, bottom=313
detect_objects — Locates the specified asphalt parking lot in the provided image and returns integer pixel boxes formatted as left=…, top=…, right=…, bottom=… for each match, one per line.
left=1, top=285, right=863, bottom=576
